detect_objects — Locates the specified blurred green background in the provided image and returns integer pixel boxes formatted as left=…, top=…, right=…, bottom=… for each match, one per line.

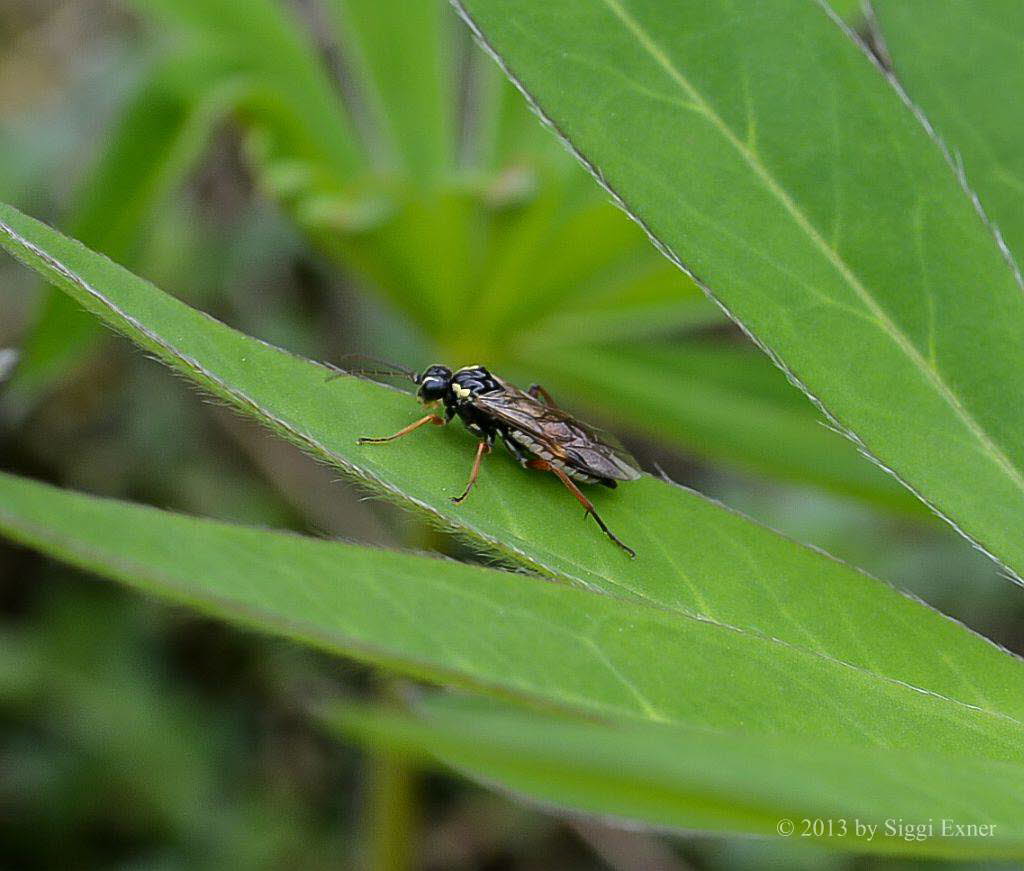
left=1, top=1, right=1021, bottom=868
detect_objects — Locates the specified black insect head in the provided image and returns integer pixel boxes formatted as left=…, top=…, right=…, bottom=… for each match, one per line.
left=415, top=364, right=452, bottom=402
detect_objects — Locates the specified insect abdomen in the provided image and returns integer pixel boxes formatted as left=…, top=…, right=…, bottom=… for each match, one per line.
left=506, top=429, right=601, bottom=484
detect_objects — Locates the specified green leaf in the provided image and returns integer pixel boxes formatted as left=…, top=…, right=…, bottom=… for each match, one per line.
left=4, top=475, right=1024, bottom=857
left=3, top=469, right=1023, bottom=764
left=3, top=202, right=1024, bottom=737
left=453, top=0, right=1024, bottom=580
left=873, top=1, right=1024, bottom=261
left=327, top=695, right=1024, bottom=858
left=7, top=467, right=1020, bottom=859
left=517, top=341, right=922, bottom=512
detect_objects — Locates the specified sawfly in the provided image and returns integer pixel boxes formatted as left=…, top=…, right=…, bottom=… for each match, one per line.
left=337, top=358, right=641, bottom=557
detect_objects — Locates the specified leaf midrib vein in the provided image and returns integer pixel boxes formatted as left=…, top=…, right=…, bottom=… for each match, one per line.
left=599, top=0, right=1024, bottom=495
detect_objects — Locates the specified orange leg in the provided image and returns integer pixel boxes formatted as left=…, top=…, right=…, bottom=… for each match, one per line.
left=358, top=413, right=445, bottom=444
left=527, top=383, right=559, bottom=408
left=452, top=441, right=491, bottom=504
left=526, top=459, right=635, bottom=558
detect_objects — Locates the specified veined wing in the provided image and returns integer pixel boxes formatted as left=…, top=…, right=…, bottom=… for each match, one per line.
left=472, top=385, right=642, bottom=481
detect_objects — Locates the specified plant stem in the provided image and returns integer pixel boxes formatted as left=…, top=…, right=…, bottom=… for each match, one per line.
left=365, top=749, right=417, bottom=871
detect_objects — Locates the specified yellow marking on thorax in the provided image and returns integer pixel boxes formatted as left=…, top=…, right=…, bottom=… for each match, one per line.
left=452, top=383, right=472, bottom=399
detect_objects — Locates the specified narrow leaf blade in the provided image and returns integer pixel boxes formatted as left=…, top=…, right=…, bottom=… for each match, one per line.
left=2, top=471, right=1024, bottom=765
left=326, top=696, right=1024, bottom=858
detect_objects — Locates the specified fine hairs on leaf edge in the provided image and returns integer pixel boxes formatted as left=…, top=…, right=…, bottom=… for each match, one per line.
left=856, top=0, right=1024, bottom=292
left=446, top=0, right=1024, bottom=587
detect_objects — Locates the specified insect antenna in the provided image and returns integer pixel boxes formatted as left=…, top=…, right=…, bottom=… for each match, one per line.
left=325, top=353, right=418, bottom=383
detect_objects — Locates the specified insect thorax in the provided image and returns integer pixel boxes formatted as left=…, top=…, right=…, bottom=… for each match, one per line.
left=446, top=366, right=500, bottom=405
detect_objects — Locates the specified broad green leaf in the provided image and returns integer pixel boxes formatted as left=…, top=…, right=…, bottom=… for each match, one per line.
left=517, top=341, right=922, bottom=512
left=2, top=471, right=1024, bottom=772
left=873, top=1, right=1024, bottom=261
left=453, top=0, right=1024, bottom=580
left=4, top=203, right=1024, bottom=731
left=6, top=58, right=244, bottom=408
left=327, top=695, right=1024, bottom=858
